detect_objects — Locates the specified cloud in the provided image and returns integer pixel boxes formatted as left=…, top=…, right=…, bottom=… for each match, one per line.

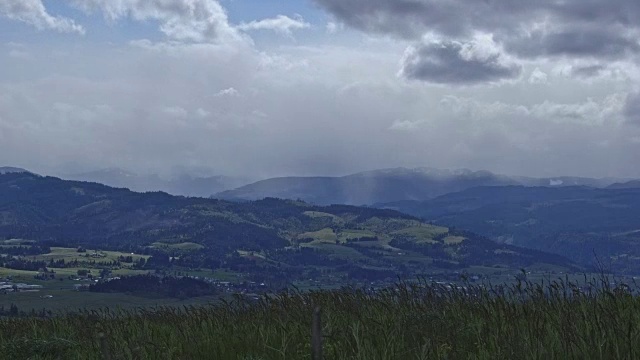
left=70, top=0, right=240, bottom=43
left=624, top=92, right=640, bottom=125
left=550, top=61, right=633, bottom=82
left=214, top=87, right=239, bottom=97
left=438, top=94, right=626, bottom=126
left=399, top=36, right=521, bottom=85
left=528, top=68, right=548, bottom=84
left=389, top=119, right=425, bottom=131
left=0, top=0, right=84, bottom=34
left=506, top=27, right=640, bottom=59
left=163, top=106, right=189, bottom=118
left=326, top=22, right=343, bottom=34
left=314, top=0, right=640, bottom=83
left=2, top=1, right=640, bottom=180
left=314, top=0, right=640, bottom=47
left=570, top=64, right=606, bottom=78
left=8, top=49, right=33, bottom=61
left=313, top=0, right=468, bottom=39
left=195, top=108, right=210, bottom=118
left=531, top=95, right=626, bottom=126
left=1, top=41, right=639, bottom=179
left=238, top=15, right=310, bottom=36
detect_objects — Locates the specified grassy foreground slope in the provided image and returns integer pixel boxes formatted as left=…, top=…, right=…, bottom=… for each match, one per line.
left=2, top=278, right=639, bottom=359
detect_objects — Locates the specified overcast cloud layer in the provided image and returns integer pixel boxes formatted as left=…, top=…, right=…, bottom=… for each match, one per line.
left=0, top=0, right=639, bottom=179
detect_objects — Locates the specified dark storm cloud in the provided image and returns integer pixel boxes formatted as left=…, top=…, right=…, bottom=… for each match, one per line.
left=400, top=40, right=521, bottom=84
left=312, top=0, right=532, bottom=39
left=314, top=0, right=640, bottom=41
left=505, top=28, right=640, bottom=59
left=314, top=0, right=640, bottom=84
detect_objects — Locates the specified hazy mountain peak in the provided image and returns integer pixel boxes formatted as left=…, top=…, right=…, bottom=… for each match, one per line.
left=77, top=167, right=138, bottom=178
left=351, top=167, right=496, bottom=178
left=216, top=167, right=519, bottom=205
left=216, top=167, right=636, bottom=205
left=62, top=167, right=252, bottom=198
left=607, top=180, right=640, bottom=189
left=0, top=167, right=31, bottom=175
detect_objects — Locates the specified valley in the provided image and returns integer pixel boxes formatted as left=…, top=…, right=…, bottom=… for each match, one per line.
left=0, top=171, right=582, bottom=312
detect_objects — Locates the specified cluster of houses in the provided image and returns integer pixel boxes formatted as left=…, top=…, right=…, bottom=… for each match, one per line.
left=187, top=276, right=269, bottom=295
left=0, top=278, right=43, bottom=293
left=83, top=252, right=108, bottom=259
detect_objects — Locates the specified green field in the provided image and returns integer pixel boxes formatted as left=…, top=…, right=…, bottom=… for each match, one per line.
left=392, top=225, right=449, bottom=243
left=0, top=288, right=220, bottom=314
left=337, top=229, right=376, bottom=242
left=299, top=228, right=337, bottom=243
left=0, top=246, right=243, bottom=313
left=443, top=236, right=466, bottom=245
left=303, top=211, right=344, bottom=224
left=31, top=247, right=150, bottom=264
left=0, top=239, right=35, bottom=245
left=302, top=242, right=370, bottom=261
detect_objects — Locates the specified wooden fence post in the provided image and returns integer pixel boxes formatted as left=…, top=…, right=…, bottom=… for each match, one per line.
left=312, top=306, right=323, bottom=360
left=98, top=332, right=112, bottom=360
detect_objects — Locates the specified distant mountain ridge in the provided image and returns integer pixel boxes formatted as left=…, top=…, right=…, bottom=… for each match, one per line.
left=215, top=167, right=629, bottom=205
left=0, top=167, right=31, bottom=175
left=378, top=185, right=640, bottom=274
left=608, top=180, right=640, bottom=189
left=62, top=168, right=253, bottom=198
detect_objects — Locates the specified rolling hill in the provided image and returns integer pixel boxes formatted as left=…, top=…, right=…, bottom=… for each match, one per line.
left=215, top=167, right=626, bottom=205
left=379, top=186, right=640, bottom=273
left=0, top=172, right=577, bottom=282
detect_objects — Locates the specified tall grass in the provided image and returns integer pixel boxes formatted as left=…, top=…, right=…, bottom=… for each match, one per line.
left=1, top=275, right=639, bottom=359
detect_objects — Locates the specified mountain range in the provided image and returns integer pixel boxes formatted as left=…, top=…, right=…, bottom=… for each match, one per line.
left=5, top=165, right=640, bottom=275
left=0, top=171, right=577, bottom=282
left=23, top=166, right=632, bottom=206
left=215, top=167, right=629, bottom=205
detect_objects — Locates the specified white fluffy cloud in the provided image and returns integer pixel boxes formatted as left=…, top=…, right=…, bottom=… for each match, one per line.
left=238, top=15, right=310, bottom=36
left=1, top=0, right=244, bottom=43
left=70, top=0, right=240, bottom=43
left=528, top=68, right=548, bottom=84
left=214, top=87, right=240, bottom=97
left=437, top=94, right=627, bottom=127
left=0, top=0, right=84, bottom=34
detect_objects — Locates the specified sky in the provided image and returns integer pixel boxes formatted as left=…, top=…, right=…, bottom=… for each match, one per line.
left=1, top=0, right=640, bottom=179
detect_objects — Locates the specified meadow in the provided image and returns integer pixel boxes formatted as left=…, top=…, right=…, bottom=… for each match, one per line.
left=1, top=276, right=639, bottom=359
left=0, top=246, right=151, bottom=285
